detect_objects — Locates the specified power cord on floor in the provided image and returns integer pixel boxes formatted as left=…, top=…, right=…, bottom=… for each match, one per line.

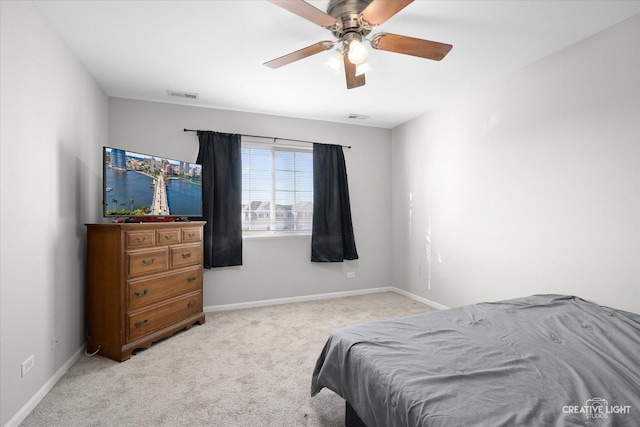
left=84, top=345, right=100, bottom=357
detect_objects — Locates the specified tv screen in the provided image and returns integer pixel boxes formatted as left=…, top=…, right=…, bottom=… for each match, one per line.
left=103, top=147, right=202, bottom=218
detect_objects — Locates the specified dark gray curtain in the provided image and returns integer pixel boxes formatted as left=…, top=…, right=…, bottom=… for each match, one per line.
left=311, top=143, right=358, bottom=262
left=196, top=131, right=242, bottom=268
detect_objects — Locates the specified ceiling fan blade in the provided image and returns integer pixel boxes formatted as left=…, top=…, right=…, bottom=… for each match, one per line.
left=360, top=0, right=413, bottom=26
left=264, top=41, right=334, bottom=69
left=370, top=33, right=452, bottom=61
left=344, top=56, right=365, bottom=89
left=269, top=0, right=337, bottom=28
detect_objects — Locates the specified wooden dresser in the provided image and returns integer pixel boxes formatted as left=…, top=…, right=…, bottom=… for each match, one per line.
left=85, top=221, right=206, bottom=362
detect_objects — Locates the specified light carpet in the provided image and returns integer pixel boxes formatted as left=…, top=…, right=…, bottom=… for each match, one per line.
left=21, top=291, right=435, bottom=426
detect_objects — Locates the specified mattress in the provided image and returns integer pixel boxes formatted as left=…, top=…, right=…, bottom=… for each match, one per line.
left=311, top=295, right=640, bottom=426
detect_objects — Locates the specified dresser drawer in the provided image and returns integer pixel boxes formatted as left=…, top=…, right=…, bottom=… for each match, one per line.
left=125, top=230, right=155, bottom=249
left=170, top=243, right=202, bottom=269
left=181, top=227, right=202, bottom=243
left=127, top=266, right=202, bottom=310
left=127, top=292, right=202, bottom=341
left=126, top=247, right=169, bottom=278
left=156, top=229, right=181, bottom=245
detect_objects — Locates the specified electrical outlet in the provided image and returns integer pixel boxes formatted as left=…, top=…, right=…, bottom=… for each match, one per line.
left=347, top=272, right=355, bottom=278
left=52, top=334, right=61, bottom=350
left=21, top=355, right=34, bottom=377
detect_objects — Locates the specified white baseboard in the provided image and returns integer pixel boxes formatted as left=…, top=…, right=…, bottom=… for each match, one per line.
left=204, top=287, right=396, bottom=312
left=391, top=288, right=451, bottom=310
left=204, top=286, right=449, bottom=313
left=4, top=345, right=84, bottom=427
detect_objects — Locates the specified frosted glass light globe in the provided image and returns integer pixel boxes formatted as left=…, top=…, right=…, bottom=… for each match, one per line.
left=347, top=40, right=368, bottom=65
left=324, top=51, right=343, bottom=74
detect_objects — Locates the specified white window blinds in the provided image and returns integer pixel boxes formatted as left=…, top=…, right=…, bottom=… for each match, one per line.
left=241, top=140, right=313, bottom=235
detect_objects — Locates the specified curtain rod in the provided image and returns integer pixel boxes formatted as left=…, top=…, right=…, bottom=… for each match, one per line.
left=183, top=129, right=351, bottom=149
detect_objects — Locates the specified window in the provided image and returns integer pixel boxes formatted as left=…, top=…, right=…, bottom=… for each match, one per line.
left=241, top=140, right=313, bottom=236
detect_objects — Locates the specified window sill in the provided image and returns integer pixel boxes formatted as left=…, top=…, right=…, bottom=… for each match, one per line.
left=243, top=232, right=311, bottom=241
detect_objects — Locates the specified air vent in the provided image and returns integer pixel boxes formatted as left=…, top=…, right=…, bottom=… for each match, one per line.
left=345, top=113, right=369, bottom=120
left=166, top=90, right=199, bottom=100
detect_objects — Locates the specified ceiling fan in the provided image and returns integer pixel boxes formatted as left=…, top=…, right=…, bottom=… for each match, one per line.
left=264, top=0, right=453, bottom=89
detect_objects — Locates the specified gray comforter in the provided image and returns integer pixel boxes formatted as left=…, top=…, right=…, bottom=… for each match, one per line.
left=311, top=295, right=640, bottom=426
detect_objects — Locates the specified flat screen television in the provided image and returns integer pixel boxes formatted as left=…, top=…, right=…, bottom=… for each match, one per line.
left=103, top=147, right=202, bottom=219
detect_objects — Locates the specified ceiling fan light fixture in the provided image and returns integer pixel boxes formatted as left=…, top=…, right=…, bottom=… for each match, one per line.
left=265, top=0, right=452, bottom=90
left=324, top=50, right=343, bottom=74
left=355, top=61, right=372, bottom=76
left=347, top=39, right=368, bottom=65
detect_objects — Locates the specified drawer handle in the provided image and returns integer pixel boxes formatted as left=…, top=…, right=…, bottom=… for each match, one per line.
left=188, top=232, right=196, bottom=238
left=181, top=252, right=192, bottom=259
left=142, top=257, right=156, bottom=266
left=187, top=276, right=197, bottom=283
left=136, top=236, right=147, bottom=242
left=165, top=235, right=174, bottom=240
left=187, top=300, right=197, bottom=308
left=135, top=319, right=148, bottom=328
left=134, top=289, right=149, bottom=297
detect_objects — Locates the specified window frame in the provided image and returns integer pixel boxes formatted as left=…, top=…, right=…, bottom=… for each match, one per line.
left=241, top=137, right=313, bottom=238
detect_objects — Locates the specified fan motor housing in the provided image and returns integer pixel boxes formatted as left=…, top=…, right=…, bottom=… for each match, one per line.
left=327, top=0, right=373, bottom=38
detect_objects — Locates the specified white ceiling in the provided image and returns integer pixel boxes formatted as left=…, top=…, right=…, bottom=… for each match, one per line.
left=33, top=1, right=639, bottom=129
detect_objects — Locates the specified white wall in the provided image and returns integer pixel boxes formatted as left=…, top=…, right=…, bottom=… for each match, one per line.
left=391, top=15, right=640, bottom=313
left=107, top=98, right=392, bottom=308
left=0, top=2, right=108, bottom=425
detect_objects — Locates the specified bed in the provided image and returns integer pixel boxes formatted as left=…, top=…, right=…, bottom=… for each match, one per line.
left=311, top=294, right=640, bottom=426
